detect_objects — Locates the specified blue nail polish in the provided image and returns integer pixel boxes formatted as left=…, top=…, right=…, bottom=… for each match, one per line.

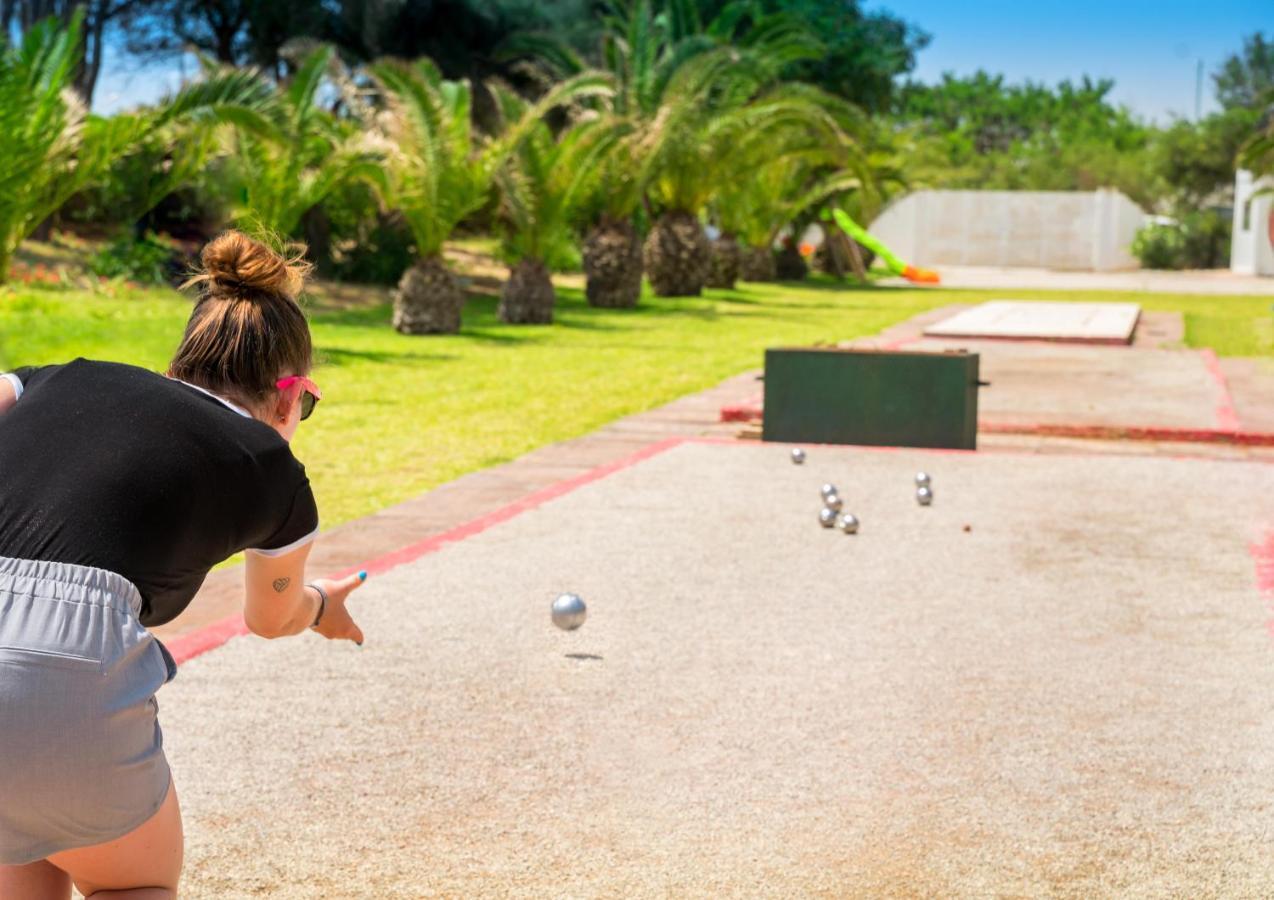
left=359, top=571, right=367, bottom=581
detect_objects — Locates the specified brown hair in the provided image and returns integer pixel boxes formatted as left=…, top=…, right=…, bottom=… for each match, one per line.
left=168, top=231, right=313, bottom=416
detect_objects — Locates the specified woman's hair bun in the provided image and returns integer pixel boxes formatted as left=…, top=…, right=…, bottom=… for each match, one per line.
left=187, top=230, right=311, bottom=301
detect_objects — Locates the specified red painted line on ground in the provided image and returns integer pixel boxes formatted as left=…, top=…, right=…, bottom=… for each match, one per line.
left=1198, top=348, right=1243, bottom=431
left=717, top=405, right=1274, bottom=447
left=166, top=436, right=692, bottom=667
left=979, top=421, right=1274, bottom=447
left=1249, top=531, right=1274, bottom=641
left=693, top=433, right=1274, bottom=464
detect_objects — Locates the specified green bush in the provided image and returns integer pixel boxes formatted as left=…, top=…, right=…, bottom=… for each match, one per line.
left=328, top=213, right=416, bottom=285
left=1132, top=209, right=1232, bottom=269
left=88, top=233, right=185, bottom=285
left=1132, top=222, right=1185, bottom=269
left=1177, top=209, right=1233, bottom=269
left=315, top=181, right=414, bottom=285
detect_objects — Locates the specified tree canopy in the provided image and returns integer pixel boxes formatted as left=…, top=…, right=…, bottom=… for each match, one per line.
left=1214, top=31, right=1274, bottom=111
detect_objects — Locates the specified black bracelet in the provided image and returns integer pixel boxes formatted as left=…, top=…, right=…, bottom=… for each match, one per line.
left=306, top=583, right=328, bottom=629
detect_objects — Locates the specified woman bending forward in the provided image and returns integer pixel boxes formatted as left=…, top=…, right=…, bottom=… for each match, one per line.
left=0, top=232, right=366, bottom=899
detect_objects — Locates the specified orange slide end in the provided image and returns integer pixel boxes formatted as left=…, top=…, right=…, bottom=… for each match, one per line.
left=902, top=265, right=941, bottom=284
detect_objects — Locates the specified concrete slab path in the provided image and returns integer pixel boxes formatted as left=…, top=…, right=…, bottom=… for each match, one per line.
left=923, top=300, right=1141, bottom=344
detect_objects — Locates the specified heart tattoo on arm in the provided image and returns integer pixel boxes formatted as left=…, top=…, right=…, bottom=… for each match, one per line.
left=273, top=577, right=291, bottom=593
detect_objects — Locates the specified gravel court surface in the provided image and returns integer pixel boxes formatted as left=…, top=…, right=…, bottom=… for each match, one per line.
left=152, top=441, right=1274, bottom=898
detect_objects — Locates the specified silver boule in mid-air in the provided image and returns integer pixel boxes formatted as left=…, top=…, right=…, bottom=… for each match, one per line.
left=915, top=472, right=931, bottom=488
left=838, top=513, right=859, bottom=534
left=824, top=493, right=843, bottom=513
left=819, top=507, right=838, bottom=528
left=791, top=448, right=806, bottom=465
left=916, top=486, right=933, bottom=506
left=551, top=593, right=587, bottom=630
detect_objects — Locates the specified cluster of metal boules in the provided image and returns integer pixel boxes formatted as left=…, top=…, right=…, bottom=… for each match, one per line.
left=792, top=448, right=935, bottom=533
left=817, top=481, right=859, bottom=533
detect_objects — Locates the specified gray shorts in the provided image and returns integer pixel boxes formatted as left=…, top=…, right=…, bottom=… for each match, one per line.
left=0, top=556, right=177, bottom=866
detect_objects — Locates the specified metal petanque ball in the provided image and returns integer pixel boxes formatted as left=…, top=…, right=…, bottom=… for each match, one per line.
left=819, top=507, right=838, bottom=528
left=916, top=486, right=933, bottom=506
left=820, top=483, right=838, bottom=499
left=838, top=512, right=859, bottom=534
left=791, top=448, right=806, bottom=465
left=915, top=472, right=931, bottom=488
left=551, top=593, right=587, bottom=630
left=824, top=493, right=843, bottom=513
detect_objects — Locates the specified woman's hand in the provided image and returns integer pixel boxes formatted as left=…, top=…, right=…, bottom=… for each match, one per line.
left=310, top=571, right=368, bottom=645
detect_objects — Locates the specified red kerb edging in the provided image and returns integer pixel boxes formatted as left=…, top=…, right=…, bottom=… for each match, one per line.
left=163, top=436, right=692, bottom=666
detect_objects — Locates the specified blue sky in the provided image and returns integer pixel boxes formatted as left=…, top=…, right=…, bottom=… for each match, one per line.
left=95, top=1, right=1269, bottom=121
left=881, top=0, right=1267, bottom=121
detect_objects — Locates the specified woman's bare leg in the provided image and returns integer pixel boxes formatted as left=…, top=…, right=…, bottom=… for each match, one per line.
left=0, top=858, right=72, bottom=899
left=45, top=778, right=183, bottom=900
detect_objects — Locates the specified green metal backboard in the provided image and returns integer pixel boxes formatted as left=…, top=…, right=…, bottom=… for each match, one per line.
left=761, top=347, right=980, bottom=449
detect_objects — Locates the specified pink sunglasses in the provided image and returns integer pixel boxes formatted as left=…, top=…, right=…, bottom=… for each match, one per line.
left=276, top=375, right=322, bottom=420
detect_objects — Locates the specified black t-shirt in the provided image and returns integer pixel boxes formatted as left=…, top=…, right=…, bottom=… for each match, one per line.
left=0, top=358, right=319, bottom=626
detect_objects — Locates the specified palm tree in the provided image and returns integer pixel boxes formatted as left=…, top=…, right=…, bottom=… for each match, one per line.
left=635, top=7, right=844, bottom=295
left=0, top=14, right=272, bottom=282
left=491, top=87, right=619, bottom=324
left=369, top=57, right=610, bottom=334
left=105, top=64, right=279, bottom=234
left=502, top=0, right=822, bottom=304
left=500, top=0, right=677, bottom=308
left=219, top=44, right=386, bottom=240
left=710, top=85, right=879, bottom=284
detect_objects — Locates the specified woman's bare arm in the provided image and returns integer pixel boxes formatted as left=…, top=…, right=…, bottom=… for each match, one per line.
left=0, top=376, right=17, bottom=416
left=243, top=541, right=318, bottom=638
left=244, top=541, right=366, bottom=643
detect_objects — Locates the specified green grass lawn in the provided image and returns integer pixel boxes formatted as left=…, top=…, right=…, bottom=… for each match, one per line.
left=2, top=272, right=1271, bottom=551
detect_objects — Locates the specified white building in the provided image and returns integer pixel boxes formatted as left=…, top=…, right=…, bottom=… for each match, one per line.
left=1230, top=169, right=1274, bottom=276
left=868, top=188, right=1146, bottom=271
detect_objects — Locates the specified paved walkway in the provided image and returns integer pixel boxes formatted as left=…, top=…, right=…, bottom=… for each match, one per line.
left=879, top=265, right=1274, bottom=295
left=722, top=304, right=1274, bottom=448
left=852, top=305, right=1274, bottom=436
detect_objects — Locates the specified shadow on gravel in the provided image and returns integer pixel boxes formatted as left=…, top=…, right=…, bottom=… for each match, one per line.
left=565, top=653, right=603, bottom=661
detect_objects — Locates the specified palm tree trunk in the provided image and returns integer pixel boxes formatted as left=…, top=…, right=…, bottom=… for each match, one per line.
left=775, top=243, right=808, bottom=280
left=705, top=233, right=741, bottom=289
left=583, top=216, right=643, bottom=308
left=739, top=245, right=776, bottom=282
left=643, top=210, right=709, bottom=297
left=393, top=255, right=464, bottom=335
left=498, top=258, right=555, bottom=325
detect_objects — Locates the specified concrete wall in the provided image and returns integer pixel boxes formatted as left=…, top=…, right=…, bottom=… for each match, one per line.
left=1231, top=170, right=1274, bottom=276
left=869, top=189, right=1146, bottom=271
